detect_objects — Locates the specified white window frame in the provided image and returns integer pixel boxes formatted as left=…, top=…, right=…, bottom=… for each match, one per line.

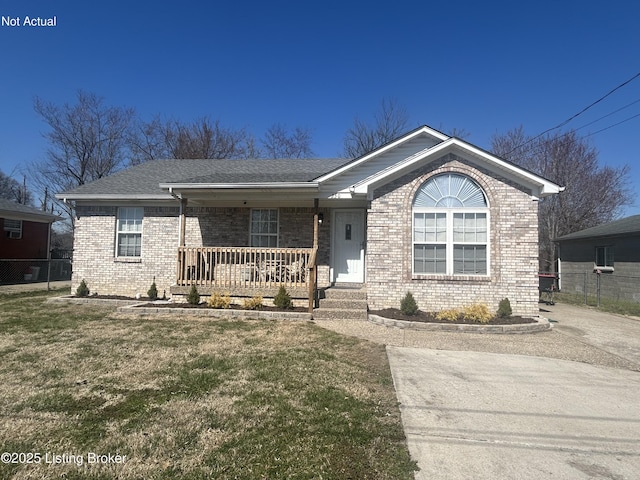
left=250, top=208, right=279, bottom=247
left=4, top=219, right=22, bottom=239
left=412, top=173, right=490, bottom=277
left=115, top=207, right=143, bottom=257
left=413, top=209, right=490, bottom=276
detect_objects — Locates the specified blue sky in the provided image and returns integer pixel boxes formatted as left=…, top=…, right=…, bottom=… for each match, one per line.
left=1, top=1, right=639, bottom=214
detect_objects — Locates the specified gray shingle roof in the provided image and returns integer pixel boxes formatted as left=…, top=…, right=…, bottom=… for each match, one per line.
left=0, top=198, right=58, bottom=221
left=556, top=215, right=640, bottom=241
left=57, top=158, right=351, bottom=197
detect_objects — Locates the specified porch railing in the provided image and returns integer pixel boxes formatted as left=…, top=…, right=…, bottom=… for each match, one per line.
left=177, top=246, right=316, bottom=291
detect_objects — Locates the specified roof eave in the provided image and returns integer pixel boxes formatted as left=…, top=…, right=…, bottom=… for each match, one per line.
left=54, top=194, right=175, bottom=201
left=161, top=182, right=319, bottom=191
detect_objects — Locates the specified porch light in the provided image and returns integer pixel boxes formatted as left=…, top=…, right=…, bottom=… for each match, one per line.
left=318, top=213, right=324, bottom=225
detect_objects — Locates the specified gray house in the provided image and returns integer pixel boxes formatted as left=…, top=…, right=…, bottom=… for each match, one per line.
left=57, top=126, right=562, bottom=317
left=556, top=215, right=640, bottom=303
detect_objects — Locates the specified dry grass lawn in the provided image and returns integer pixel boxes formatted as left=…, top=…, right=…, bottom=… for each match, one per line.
left=0, top=289, right=416, bottom=479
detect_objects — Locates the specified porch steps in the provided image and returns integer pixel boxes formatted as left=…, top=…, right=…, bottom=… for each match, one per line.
left=313, top=285, right=368, bottom=321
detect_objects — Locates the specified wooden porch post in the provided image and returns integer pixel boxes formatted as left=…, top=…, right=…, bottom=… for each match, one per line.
left=179, top=198, right=187, bottom=246
left=309, top=198, right=319, bottom=313
left=313, top=198, right=319, bottom=249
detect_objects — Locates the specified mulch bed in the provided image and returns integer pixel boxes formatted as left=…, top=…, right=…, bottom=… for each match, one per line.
left=369, top=308, right=535, bottom=325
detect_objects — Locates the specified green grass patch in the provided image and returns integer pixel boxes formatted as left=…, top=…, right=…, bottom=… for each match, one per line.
left=0, top=290, right=417, bottom=479
left=556, top=292, right=640, bottom=317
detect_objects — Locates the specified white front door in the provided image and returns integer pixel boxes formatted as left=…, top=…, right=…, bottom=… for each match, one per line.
left=333, top=210, right=365, bottom=283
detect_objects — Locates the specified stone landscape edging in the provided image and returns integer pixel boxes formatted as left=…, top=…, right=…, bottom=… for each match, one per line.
left=47, top=296, right=313, bottom=320
left=118, top=303, right=313, bottom=321
left=368, top=314, right=551, bottom=333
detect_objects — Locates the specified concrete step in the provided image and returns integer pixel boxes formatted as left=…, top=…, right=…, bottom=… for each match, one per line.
left=318, top=298, right=368, bottom=309
left=320, top=286, right=367, bottom=300
left=312, top=307, right=368, bottom=321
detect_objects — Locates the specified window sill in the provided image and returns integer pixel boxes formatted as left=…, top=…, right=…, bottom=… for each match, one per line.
left=412, top=274, right=491, bottom=282
left=114, top=257, right=142, bottom=263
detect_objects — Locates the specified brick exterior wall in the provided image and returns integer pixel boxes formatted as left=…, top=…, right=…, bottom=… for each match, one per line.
left=72, top=206, right=180, bottom=297
left=72, top=205, right=332, bottom=297
left=366, top=154, right=541, bottom=317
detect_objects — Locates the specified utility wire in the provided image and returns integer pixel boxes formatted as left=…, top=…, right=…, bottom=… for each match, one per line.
left=574, top=98, right=640, bottom=132
left=506, top=71, right=640, bottom=155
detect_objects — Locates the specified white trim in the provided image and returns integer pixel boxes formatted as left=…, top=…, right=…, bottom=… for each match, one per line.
left=342, top=137, right=563, bottom=199
left=159, top=182, right=318, bottom=190
left=412, top=208, right=491, bottom=276
left=115, top=206, right=144, bottom=258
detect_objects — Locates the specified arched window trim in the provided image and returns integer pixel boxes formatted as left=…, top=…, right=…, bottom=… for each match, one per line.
left=412, top=173, right=490, bottom=276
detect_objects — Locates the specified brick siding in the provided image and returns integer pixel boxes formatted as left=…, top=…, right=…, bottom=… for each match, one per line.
left=72, top=205, right=331, bottom=297
left=366, top=154, right=541, bottom=317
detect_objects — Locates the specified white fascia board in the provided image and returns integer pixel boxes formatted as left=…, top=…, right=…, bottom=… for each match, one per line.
left=347, top=138, right=563, bottom=198
left=54, top=193, right=174, bottom=201
left=314, top=126, right=449, bottom=183
left=159, top=182, right=318, bottom=190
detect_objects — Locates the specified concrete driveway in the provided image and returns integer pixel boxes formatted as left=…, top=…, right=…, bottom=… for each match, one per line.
left=388, top=306, right=640, bottom=479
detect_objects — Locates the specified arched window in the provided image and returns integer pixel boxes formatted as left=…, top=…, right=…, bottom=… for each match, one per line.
left=413, top=173, right=489, bottom=275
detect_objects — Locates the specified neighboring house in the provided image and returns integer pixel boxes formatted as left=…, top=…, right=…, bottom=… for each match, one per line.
left=556, top=215, right=640, bottom=303
left=57, top=126, right=562, bottom=316
left=0, top=198, right=58, bottom=283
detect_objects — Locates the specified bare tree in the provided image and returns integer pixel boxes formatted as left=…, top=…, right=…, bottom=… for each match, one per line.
left=30, top=90, right=135, bottom=225
left=128, top=116, right=260, bottom=162
left=343, top=98, right=410, bottom=158
left=491, top=127, right=633, bottom=271
left=0, top=171, right=31, bottom=204
left=261, top=124, right=314, bottom=158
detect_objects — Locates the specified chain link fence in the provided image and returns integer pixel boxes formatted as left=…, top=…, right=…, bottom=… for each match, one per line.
left=550, top=271, right=640, bottom=306
left=0, top=250, right=72, bottom=286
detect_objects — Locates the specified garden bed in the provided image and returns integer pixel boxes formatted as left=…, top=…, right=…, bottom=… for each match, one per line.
left=369, top=308, right=536, bottom=325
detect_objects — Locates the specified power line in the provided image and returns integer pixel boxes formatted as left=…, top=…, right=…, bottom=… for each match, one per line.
left=506, top=71, right=640, bottom=155
left=574, top=98, right=640, bottom=132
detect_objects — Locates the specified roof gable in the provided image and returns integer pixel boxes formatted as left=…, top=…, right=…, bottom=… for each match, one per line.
left=317, top=127, right=563, bottom=200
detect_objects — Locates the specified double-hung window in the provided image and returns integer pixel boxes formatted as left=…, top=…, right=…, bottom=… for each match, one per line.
left=116, top=207, right=143, bottom=257
left=4, top=219, right=22, bottom=239
left=250, top=209, right=278, bottom=247
left=413, top=173, right=489, bottom=275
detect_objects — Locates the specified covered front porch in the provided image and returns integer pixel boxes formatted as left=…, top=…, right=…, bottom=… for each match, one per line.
left=173, top=245, right=318, bottom=310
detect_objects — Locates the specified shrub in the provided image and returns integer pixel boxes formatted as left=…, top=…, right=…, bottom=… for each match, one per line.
left=76, top=279, right=90, bottom=297
left=187, top=285, right=200, bottom=305
left=400, top=291, right=419, bottom=316
left=208, top=291, right=231, bottom=309
left=497, top=298, right=512, bottom=318
left=273, top=286, right=293, bottom=310
left=461, top=303, right=492, bottom=323
left=243, top=296, right=263, bottom=310
left=147, top=278, right=158, bottom=301
left=436, top=308, right=461, bottom=322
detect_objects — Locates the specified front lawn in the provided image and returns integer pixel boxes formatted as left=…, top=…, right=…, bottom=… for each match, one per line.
left=0, top=289, right=416, bottom=479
